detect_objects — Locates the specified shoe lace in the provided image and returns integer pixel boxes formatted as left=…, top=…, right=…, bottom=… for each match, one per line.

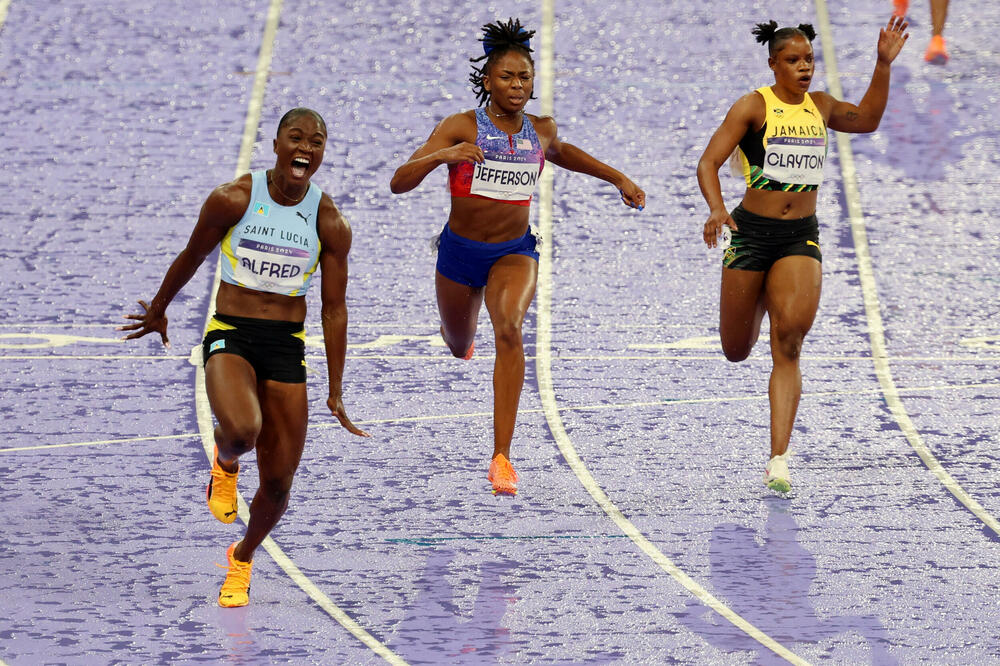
left=220, top=559, right=252, bottom=594
left=210, top=466, right=238, bottom=504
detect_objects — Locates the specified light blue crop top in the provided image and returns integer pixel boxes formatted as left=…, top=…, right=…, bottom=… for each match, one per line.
left=220, top=170, right=322, bottom=297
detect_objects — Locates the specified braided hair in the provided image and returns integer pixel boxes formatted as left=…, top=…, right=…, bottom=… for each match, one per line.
left=752, top=20, right=816, bottom=57
left=468, top=18, right=537, bottom=106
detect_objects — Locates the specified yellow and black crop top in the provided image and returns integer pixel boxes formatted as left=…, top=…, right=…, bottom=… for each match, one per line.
left=735, top=86, right=828, bottom=192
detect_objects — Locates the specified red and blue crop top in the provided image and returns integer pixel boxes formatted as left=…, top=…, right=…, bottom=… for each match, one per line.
left=448, top=108, right=545, bottom=207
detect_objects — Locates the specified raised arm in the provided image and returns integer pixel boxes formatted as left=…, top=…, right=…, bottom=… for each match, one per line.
left=317, top=196, right=369, bottom=437
left=535, top=116, right=645, bottom=210
left=119, top=177, right=250, bottom=345
left=389, top=112, right=483, bottom=194
left=813, top=16, right=908, bottom=134
left=696, top=93, right=760, bottom=246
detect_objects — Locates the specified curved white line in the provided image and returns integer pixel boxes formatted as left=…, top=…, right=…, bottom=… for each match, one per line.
left=191, top=1, right=408, bottom=662
left=812, top=0, right=1000, bottom=537
left=533, top=2, right=808, bottom=663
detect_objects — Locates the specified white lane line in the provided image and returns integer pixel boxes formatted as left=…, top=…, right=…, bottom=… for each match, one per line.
left=5, top=379, right=996, bottom=456
left=3, top=353, right=999, bottom=363
left=1, top=355, right=190, bottom=360
left=533, top=2, right=808, bottom=663
left=189, top=1, right=407, bottom=662
left=0, top=0, right=10, bottom=31
left=3, top=433, right=200, bottom=454
left=813, top=0, right=1000, bottom=538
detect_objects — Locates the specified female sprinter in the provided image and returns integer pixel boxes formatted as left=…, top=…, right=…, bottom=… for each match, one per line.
left=697, top=18, right=908, bottom=494
left=121, top=108, right=369, bottom=606
left=390, top=19, right=645, bottom=496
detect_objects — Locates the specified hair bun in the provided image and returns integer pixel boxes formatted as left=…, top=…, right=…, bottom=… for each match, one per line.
left=752, top=20, right=779, bottom=45
left=480, top=17, right=535, bottom=56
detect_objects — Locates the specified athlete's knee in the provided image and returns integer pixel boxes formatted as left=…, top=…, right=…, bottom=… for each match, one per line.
left=492, top=318, right=523, bottom=351
left=721, top=332, right=757, bottom=362
left=771, top=325, right=807, bottom=361
left=217, top=417, right=262, bottom=455
left=444, top=333, right=474, bottom=358
left=722, top=343, right=753, bottom=363
left=441, top=324, right=474, bottom=358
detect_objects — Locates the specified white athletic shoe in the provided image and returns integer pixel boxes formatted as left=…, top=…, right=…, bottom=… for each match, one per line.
left=764, top=453, right=792, bottom=494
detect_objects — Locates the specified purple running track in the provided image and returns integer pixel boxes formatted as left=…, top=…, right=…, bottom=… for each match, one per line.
left=1, top=0, right=999, bottom=664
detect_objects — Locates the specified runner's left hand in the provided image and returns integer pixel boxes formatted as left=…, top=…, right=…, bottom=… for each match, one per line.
left=877, top=15, right=909, bottom=64
left=618, top=179, right=645, bottom=211
left=327, top=395, right=371, bottom=437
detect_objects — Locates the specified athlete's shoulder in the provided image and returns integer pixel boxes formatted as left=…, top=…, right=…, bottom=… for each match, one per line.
left=440, top=109, right=479, bottom=129
left=201, top=173, right=252, bottom=223
left=431, top=110, right=478, bottom=140
left=317, top=192, right=351, bottom=244
left=528, top=113, right=557, bottom=138
left=318, top=191, right=344, bottom=222
left=727, top=90, right=767, bottom=123
left=214, top=172, right=253, bottom=199
left=805, top=90, right=835, bottom=115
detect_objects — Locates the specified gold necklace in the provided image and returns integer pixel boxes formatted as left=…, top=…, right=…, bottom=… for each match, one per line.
left=268, top=170, right=307, bottom=205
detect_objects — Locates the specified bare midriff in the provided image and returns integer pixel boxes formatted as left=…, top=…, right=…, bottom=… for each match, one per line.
left=447, top=196, right=531, bottom=243
left=215, top=281, right=306, bottom=322
left=741, top=187, right=818, bottom=220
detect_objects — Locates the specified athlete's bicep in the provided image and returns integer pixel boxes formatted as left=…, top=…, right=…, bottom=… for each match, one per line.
left=812, top=91, right=865, bottom=133
left=319, top=241, right=349, bottom=307
left=317, top=201, right=352, bottom=304
left=826, top=100, right=867, bottom=132
left=701, top=99, right=756, bottom=168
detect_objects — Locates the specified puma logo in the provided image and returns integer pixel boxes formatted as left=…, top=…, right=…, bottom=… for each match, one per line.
left=296, top=212, right=312, bottom=225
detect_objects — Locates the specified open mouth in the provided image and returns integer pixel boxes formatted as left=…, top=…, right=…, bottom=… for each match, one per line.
left=291, top=157, right=310, bottom=178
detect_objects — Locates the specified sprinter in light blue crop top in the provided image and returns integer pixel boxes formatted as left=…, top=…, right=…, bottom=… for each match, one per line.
left=121, top=108, right=369, bottom=608
left=219, top=170, right=322, bottom=297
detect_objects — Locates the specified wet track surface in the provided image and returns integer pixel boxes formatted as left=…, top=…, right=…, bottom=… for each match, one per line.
left=1, top=1, right=998, bottom=663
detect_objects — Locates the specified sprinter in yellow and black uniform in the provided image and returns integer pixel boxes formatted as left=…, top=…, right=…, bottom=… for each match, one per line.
left=696, top=17, right=908, bottom=495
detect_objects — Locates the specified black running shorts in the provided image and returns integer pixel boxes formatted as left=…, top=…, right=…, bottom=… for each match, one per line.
left=202, top=314, right=306, bottom=383
left=722, top=205, right=822, bottom=272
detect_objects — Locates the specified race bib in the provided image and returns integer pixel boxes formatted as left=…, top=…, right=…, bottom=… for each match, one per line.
left=469, top=155, right=540, bottom=201
left=763, top=136, right=826, bottom=186
left=233, top=239, right=314, bottom=294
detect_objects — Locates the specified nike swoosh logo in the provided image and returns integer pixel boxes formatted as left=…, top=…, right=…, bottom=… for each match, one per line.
left=485, top=135, right=507, bottom=140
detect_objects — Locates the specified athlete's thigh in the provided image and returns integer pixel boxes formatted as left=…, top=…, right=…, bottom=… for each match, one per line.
left=205, top=353, right=261, bottom=430
left=436, top=270, right=485, bottom=332
left=255, top=379, right=308, bottom=481
left=763, top=255, right=822, bottom=332
left=719, top=267, right=768, bottom=341
left=483, top=254, right=537, bottom=325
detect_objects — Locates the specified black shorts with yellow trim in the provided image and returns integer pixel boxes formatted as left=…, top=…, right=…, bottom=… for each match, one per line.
left=202, top=314, right=307, bottom=384
left=722, top=204, right=822, bottom=272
